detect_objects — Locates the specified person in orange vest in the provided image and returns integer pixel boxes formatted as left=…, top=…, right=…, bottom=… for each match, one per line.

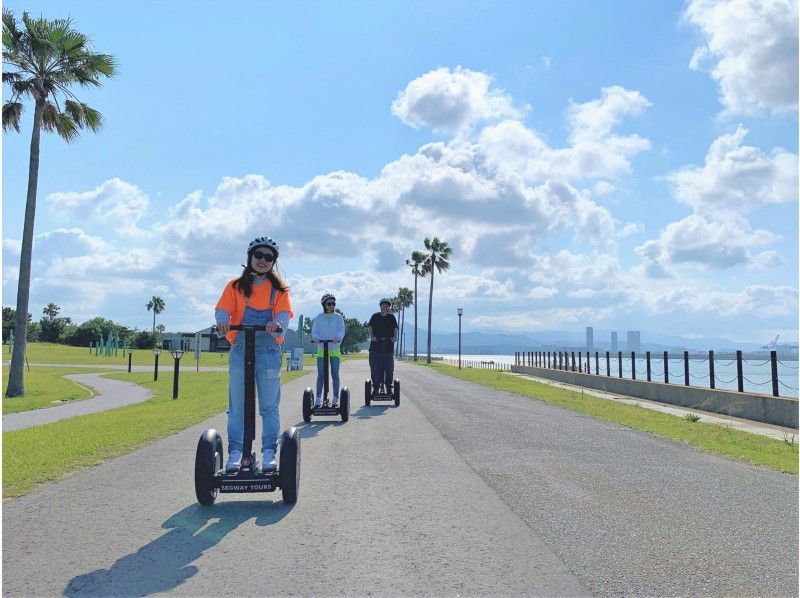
left=215, top=236, right=293, bottom=473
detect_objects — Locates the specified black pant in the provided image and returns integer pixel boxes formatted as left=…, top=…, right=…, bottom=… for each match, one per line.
left=369, top=352, right=394, bottom=389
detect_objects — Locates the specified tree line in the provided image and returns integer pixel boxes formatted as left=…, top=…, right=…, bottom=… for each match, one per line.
left=2, top=303, right=163, bottom=350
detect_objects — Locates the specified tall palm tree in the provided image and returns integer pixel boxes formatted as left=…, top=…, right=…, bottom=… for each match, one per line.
left=3, top=10, right=116, bottom=397
left=396, top=287, right=413, bottom=357
left=146, top=296, right=166, bottom=334
left=405, top=250, right=427, bottom=361
left=422, top=237, right=453, bottom=364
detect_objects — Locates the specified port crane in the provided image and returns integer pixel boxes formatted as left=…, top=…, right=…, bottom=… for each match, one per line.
left=760, top=334, right=780, bottom=351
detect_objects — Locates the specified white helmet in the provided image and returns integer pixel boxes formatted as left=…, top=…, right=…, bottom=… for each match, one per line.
left=320, top=293, right=336, bottom=306
left=247, top=236, right=279, bottom=257
left=379, top=297, right=392, bottom=306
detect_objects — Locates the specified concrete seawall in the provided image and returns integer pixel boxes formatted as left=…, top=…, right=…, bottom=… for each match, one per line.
left=511, top=365, right=799, bottom=429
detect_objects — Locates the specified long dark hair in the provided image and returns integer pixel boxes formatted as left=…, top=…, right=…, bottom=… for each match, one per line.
left=233, top=257, right=289, bottom=298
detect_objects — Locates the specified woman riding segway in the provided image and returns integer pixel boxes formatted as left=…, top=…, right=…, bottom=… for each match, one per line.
left=311, top=293, right=345, bottom=408
left=215, top=236, right=293, bottom=473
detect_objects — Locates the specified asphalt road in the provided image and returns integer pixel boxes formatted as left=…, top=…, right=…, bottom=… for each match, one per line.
left=2, top=360, right=797, bottom=597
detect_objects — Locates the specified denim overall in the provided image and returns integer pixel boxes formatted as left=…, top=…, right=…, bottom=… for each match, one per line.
left=227, top=287, right=282, bottom=453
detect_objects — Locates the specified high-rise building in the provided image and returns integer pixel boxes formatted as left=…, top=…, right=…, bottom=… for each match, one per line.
left=627, top=331, right=641, bottom=352
left=611, top=331, right=618, bottom=352
left=586, top=326, right=594, bottom=350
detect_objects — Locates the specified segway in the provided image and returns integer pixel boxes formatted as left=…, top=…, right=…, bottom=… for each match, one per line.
left=302, top=339, right=350, bottom=423
left=194, top=324, right=300, bottom=505
left=364, top=337, right=400, bottom=407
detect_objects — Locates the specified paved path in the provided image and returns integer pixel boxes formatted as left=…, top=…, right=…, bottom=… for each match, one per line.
left=3, top=373, right=153, bottom=432
left=3, top=361, right=797, bottom=596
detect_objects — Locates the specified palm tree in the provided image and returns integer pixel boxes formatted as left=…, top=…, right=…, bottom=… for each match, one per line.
left=422, top=237, right=453, bottom=364
left=146, top=296, right=166, bottom=334
left=3, top=10, right=116, bottom=397
left=396, top=287, right=413, bottom=357
left=405, top=250, right=427, bottom=361
left=42, top=303, right=60, bottom=319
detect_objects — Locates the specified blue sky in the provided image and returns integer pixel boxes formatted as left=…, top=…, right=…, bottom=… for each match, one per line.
left=3, top=0, right=798, bottom=345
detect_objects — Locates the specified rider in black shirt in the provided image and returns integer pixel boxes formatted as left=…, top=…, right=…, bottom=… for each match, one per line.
left=367, top=298, right=399, bottom=393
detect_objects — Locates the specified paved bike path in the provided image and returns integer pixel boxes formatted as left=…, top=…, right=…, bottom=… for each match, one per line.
left=3, top=374, right=153, bottom=432
left=2, top=360, right=587, bottom=596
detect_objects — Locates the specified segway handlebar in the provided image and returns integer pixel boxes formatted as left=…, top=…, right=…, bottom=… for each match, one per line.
left=228, top=323, right=284, bottom=333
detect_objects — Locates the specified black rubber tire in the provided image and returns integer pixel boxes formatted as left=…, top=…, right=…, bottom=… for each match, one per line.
left=340, top=388, right=350, bottom=422
left=302, top=388, right=313, bottom=423
left=279, top=427, right=300, bottom=504
left=364, top=379, right=371, bottom=406
left=393, top=379, right=400, bottom=406
left=194, top=428, right=222, bottom=506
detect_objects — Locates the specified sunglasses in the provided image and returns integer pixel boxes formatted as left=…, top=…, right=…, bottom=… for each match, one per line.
left=252, top=251, right=276, bottom=262
left=325, top=302, right=336, bottom=306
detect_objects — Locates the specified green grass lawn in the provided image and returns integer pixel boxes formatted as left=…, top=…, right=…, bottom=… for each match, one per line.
left=10, top=341, right=368, bottom=368
left=3, top=368, right=311, bottom=498
left=422, top=362, right=799, bottom=475
left=1, top=366, right=102, bottom=414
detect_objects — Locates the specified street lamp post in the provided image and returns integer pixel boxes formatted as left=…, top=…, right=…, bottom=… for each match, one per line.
left=153, top=348, right=161, bottom=381
left=171, top=348, right=185, bottom=399
left=457, top=308, right=463, bottom=370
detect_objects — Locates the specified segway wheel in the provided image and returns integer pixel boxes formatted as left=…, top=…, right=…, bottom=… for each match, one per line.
left=194, top=429, right=222, bottom=506
left=364, top=379, right=371, bottom=406
left=302, top=388, right=313, bottom=423
left=393, top=379, right=400, bottom=406
left=279, top=427, right=301, bottom=504
left=340, top=387, right=350, bottom=422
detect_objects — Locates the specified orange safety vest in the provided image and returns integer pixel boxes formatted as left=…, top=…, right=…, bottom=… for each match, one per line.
left=215, top=278, right=293, bottom=345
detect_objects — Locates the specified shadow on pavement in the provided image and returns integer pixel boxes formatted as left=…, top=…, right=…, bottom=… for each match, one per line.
left=353, top=405, right=393, bottom=419
left=294, top=420, right=346, bottom=439
left=64, top=500, right=292, bottom=596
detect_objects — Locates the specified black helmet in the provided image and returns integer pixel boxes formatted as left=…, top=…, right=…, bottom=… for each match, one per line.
left=379, top=297, right=391, bottom=306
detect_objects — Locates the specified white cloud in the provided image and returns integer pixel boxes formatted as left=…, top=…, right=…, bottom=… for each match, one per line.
left=479, top=86, right=651, bottom=182
left=636, top=211, right=778, bottom=273
left=639, top=284, right=798, bottom=317
left=567, top=86, right=652, bottom=142
left=665, top=126, right=798, bottom=212
left=46, top=178, right=151, bottom=238
left=747, top=250, right=784, bottom=270
left=593, top=181, right=616, bottom=195
left=471, top=306, right=616, bottom=331
left=391, top=66, right=527, bottom=134
left=528, top=286, right=559, bottom=300
left=684, top=0, right=799, bottom=114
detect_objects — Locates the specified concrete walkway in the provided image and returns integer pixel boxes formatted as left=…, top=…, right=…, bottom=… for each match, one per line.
left=509, top=371, right=798, bottom=441
left=3, top=373, right=153, bottom=432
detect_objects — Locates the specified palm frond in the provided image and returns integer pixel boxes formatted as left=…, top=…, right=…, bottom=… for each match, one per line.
left=10, top=79, right=34, bottom=98
left=2, top=101, right=23, bottom=132
left=2, top=8, right=23, bottom=50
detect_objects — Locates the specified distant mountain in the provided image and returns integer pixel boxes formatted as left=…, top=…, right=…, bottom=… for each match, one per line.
left=398, top=325, right=795, bottom=354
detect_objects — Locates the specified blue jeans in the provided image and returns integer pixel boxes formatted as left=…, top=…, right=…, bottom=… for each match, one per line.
left=227, top=341, right=282, bottom=453
left=316, top=356, right=340, bottom=400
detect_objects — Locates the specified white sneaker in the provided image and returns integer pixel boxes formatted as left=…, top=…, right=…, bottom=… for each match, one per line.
left=314, top=395, right=322, bottom=408
left=261, top=449, right=277, bottom=471
left=225, top=449, right=242, bottom=472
